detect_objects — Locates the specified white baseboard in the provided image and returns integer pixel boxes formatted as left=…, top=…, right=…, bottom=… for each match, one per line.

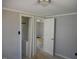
left=55, top=53, right=72, bottom=59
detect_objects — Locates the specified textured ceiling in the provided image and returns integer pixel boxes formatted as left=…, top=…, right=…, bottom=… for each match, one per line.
left=2, top=0, right=77, bottom=16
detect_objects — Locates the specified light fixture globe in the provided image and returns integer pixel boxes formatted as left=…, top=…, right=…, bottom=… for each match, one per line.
left=38, top=0, right=51, bottom=7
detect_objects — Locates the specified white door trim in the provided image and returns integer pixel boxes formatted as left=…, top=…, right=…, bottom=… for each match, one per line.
left=19, top=14, right=34, bottom=59
left=35, top=17, right=55, bottom=56
left=55, top=53, right=72, bottom=59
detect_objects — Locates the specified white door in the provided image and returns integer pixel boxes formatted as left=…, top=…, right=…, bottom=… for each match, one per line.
left=43, top=18, right=55, bottom=56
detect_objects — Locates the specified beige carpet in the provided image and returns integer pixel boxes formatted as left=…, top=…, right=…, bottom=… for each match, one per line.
left=32, top=50, right=64, bottom=59
left=23, top=38, right=64, bottom=59
left=23, top=50, right=64, bottom=59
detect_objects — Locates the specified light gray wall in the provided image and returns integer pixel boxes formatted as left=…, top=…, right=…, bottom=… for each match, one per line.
left=2, top=10, right=35, bottom=59
left=2, top=10, right=21, bottom=59
left=55, top=14, right=77, bottom=59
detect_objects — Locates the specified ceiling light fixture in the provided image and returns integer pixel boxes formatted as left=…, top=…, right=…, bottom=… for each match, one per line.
left=38, top=0, right=51, bottom=7
left=36, top=19, right=41, bottom=22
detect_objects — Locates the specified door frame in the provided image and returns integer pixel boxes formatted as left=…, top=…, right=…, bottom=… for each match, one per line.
left=35, top=17, right=56, bottom=56
left=53, top=18, right=56, bottom=56
left=19, top=14, right=34, bottom=59
left=45, top=17, right=56, bottom=56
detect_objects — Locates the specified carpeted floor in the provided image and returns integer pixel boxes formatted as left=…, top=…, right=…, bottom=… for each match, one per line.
left=32, top=50, right=64, bottom=59
left=23, top=50, right=64, bottom=59
left=23, top=37, right=64, bottom=59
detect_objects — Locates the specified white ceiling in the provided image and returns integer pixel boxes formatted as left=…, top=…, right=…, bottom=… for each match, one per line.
left=2, top=0, right=77, bottom=16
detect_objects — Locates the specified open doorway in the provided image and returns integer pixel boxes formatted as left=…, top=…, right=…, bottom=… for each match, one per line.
left=35, top=18, right=55, bottom=58
left=36, top=19, right=44, bottom=51
left=21, top=16, right=30, bottom=59
left=20, top=15, right=35, bottom=59
left=18, top=14, right=36, bottom=59
left=20, top=15, right=36, bottom=59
